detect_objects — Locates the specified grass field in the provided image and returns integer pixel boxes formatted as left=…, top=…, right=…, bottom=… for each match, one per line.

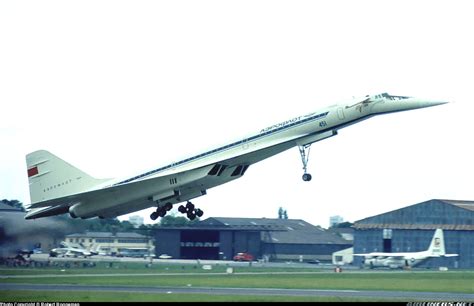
left=1, top=263, right=473, bottom=302
left=0, top=290, right=402, bottom=302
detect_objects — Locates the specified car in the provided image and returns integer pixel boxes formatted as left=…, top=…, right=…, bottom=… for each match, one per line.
left=307, top=259, right=321, bottom=265
left=233, top=252, right=254, bottom=262
left=158, top=254, right=172, bottom=259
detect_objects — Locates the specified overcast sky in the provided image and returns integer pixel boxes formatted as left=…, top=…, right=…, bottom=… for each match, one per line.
left=1, top=0, right=473, bottom=228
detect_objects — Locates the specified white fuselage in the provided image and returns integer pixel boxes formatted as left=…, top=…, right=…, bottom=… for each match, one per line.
left=362, top=251, right=429, bottom=269
left=89, top=95, right=442, bottom=218
left=25, top=93, right=447, bottom=220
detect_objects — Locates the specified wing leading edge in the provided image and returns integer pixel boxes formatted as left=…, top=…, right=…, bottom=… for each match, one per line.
left=25, top=126, right=313, bottom=220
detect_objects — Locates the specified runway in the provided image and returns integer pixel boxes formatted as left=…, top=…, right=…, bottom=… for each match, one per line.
left=2, top=283, right=473, bottom=301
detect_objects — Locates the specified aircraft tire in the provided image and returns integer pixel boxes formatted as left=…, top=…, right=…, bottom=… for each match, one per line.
left=196, top=209, right=204, bottom=217
left=186, top=201, right=195, bottom=211
left=178, top=205, right=186, bottom=214
left=150, top=212, right=159, bottom=220
left=187, top=211, right=196, bottom=220
left=158, top=209, right=167, bottom=217
left=302, top=173, right=312, bottom=181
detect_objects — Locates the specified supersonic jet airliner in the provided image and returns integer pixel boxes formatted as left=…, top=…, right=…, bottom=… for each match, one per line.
left=25, top=93, right=447, bottom=221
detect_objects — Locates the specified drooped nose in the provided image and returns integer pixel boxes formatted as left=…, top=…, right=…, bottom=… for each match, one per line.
left=416, top=99, right=449, bottom=108
left=370, top=97, right=449, bottom=114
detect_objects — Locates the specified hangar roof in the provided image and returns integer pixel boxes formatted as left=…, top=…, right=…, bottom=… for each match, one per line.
left=198, top=217, right=350, bottom=245
left=354, top=199, right=474, bottom=230
left=438, top=199, right=474, bottom=211
left=261, top=227, right=350, bottom=245
left=66, top=231, right=148, bottom=239
left=198, top=217, right=320, bottom=231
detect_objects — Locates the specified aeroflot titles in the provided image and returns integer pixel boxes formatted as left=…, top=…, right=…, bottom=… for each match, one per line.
left=114, top=111, right=329, bottom=186
left=259, top=111, right=328, bottom=134
left=260, top=116, right=303, bottom=134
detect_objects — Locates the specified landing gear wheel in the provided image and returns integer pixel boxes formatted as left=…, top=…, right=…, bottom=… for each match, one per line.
left=185, top=201, right=195, bottom=211
left=187, top=211, right=196, bottom=220
left=150, top=212, right=159, bottom=220
left=178, top=205, right=186, bottom=214
left=158, top=209, right=167, bottom=217
left=302, top=173, right=312, bottom=182
left=195, top=208, right=204, bottom=217
left=164, top=202, right=173, bottom=211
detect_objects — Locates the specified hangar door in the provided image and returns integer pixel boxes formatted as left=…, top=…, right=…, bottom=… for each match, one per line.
left=180, top=230, right=220, bottom=260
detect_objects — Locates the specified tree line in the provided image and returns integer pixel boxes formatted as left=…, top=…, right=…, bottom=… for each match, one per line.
left=1, top=199, right=199, bottom=236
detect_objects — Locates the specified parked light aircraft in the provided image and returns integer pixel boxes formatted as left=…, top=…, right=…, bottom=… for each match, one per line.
left=49, top=242, right=100, bottom=258
left=354, top=229, right=458, bottom=269
left=25, top=93, right=447, bottom=221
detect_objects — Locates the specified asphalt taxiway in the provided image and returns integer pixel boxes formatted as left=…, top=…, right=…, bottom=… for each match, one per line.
left=1, top=283, right=473, bottom=301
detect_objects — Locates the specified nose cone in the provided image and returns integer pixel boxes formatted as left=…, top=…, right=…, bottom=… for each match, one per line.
left=417, top=99, right=449, bottom=109
left=369, top=96, right=449, bottom=115
left=400, top=98, right=449, bottom=112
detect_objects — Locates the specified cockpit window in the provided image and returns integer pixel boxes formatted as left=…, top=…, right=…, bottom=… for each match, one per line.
left=374, top=93, right=410, bottom=100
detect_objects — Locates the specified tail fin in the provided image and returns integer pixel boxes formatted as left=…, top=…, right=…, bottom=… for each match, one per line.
left=90, top=244, right=101, bottom=254
left=427, top=229, right=446, bottom=256
left=26, top=150, right=109, bottom=204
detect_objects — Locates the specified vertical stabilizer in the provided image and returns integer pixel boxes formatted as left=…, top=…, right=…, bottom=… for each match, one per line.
left=427, top=229, right=446, bottom=256
left=26, top=150, right=109, bottom=204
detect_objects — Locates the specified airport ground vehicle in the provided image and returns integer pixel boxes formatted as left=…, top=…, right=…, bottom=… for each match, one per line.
left=233, top=252, right=254, bottom=262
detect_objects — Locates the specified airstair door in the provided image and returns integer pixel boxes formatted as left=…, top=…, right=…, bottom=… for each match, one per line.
left=337, top=107, right=345, bottom=120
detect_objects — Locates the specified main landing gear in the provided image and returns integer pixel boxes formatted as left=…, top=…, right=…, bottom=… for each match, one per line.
left=177, top=201, right=204, bottom=221
left=150, top=202, right=172, bottom=221
left=150, top=201, right=204, bottom=221
left=298, top=144, right=312, bottom=182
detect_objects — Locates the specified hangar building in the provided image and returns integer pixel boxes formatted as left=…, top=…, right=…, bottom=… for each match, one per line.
left=353, top=199, right=474, bottom=268
left=153, top=217, right=351, bottom=262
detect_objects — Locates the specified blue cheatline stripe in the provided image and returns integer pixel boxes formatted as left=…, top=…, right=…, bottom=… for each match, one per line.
left=114, top=111, right=329, bottom=186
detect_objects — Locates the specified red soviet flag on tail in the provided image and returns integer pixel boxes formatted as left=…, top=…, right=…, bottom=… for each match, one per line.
left=28, top=166, right=38, bottom=177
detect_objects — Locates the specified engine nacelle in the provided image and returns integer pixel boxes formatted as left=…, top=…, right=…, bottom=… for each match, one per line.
left=69, top=203, right=95, bottom=219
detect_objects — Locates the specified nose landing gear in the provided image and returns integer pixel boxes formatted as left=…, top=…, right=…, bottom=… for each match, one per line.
left=299, top=144, right=312, bottom=182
